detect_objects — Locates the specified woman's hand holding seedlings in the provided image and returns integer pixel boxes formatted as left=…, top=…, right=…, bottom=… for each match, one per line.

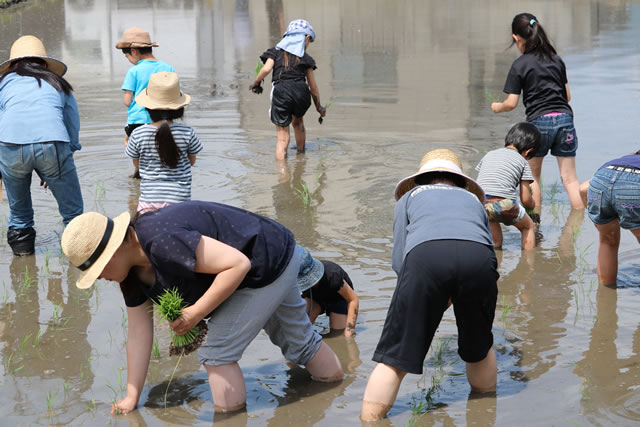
left=170, top=305, right=202, bottom=336
left=317, top=105, right=326, bottom=117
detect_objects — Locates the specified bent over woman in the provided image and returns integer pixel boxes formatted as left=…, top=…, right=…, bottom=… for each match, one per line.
left=61, top=201, right=343, bottom=414
left=0, top=35, right=83, bottom=256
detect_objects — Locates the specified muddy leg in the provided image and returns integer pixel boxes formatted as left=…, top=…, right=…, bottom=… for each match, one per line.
left=204, top=362, right=247, bottom=412
left=292, top=116, right=306, bottom=153
left=594, top=220, right=620, bottom=286
left=361, top=363, right=407, bottom=421
left=276, top=125, right=290, bottom=160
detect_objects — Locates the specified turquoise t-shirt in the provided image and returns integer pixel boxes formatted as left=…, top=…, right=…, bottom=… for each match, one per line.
left=121, top=59, right=174, bottom=124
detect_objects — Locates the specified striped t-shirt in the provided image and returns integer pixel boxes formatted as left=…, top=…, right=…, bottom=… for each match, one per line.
left=475, top=147, right=533, bottom=200
left=125, top=123, right=203, bottom=203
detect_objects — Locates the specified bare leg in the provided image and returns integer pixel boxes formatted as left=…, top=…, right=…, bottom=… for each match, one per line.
left=579, top=179, right=591, bottom=208
left=304, top=297, right=323, bottom=324
left=305, top=341, right=344, bottom=382
left=292, top=116, right=306, bottom=153
left=489, top=221, right=503, bottom=249
left=513, top=214, right=536, bottom=249
left=594, top=221, right=621, bottom=286
left=329, top=313, right=347, bottom=330
left=276, top=125, right=290, bottom=160
left=557, top=156, right=585, bottom=209
left=204, top=362, right=247, bottom=412
left=361, top=363, right=407, bottom=421
left=528, top=157, right=543, bottom=214
left=466, top=347, right=497, bottom=392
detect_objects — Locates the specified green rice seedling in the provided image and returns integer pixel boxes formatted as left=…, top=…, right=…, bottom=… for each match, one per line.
left=19, top=266, right=35, bottom=294
left=4, top=353, right=23, bottom=374
left=43, top=249, right=51, bottom=274
left=94, top=181, right=107, bottom=201
left=295, top=182, right=313, bottom=209
left=501, top=295, right=511, bottom=326
left=86, top=398, right=97, bottom=415
left=46, top=391, right=59, bottom=411
left=32, top=328, right=44, bottom=347
left=51, top=303, right=62, bottom=325
left=154, top=288, right=207, bottom=356
left=20, top=333, right=32, bottom=357
left=152, top=337, right=161, bottom=359
left=63, top=380, right=70, bottom=395
left=485, top=89, right=499, bottom=104
left=255, top=61, right=264, bottom=77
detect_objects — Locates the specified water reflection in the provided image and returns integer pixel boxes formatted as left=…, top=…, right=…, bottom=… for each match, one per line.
left=1, top=0, right=640, bottom=425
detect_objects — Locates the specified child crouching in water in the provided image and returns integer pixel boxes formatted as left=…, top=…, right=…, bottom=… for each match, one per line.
left=297, top=248, right=359, bottom=337
left=125, top=72, right=202, bottom=213
left=361, top=149, right=498, bottom=421
left=475, top=122, right=541, bottom=249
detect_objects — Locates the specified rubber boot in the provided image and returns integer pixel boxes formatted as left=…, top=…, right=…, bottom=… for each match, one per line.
left=7, top=227, right=36, bottom=256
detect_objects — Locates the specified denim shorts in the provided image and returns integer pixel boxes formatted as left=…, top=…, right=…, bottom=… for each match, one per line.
left=587, top=166, right=640, bottom=230
left=484, top=196, right=527, bottom=226
left=530, top=113, right=578, bottom=158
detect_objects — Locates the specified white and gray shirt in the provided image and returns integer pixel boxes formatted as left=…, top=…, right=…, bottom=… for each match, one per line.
left=126, top=123, right=203, bottom=203
left=475, top=147, right=533, bottom=200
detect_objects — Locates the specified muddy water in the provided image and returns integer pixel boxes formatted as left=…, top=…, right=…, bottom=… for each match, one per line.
left=1, top=0, right=640, bottom=425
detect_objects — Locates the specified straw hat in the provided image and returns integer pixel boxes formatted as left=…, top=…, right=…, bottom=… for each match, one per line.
left=0, top=35, right=67, bottom=76
left=135, top=72, right=190, bottom=110
left=394, top=149, right=485, bottom=202
left=115, top=26, right=159, bottom=49
left=61, top=211, right=131, bottom=289
left=297, top=247, right=325, bottom=293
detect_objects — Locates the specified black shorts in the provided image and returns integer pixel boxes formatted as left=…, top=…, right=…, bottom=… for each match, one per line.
left=307, top=298, right=348, bottom=316
left=124, top=123, right=144, bottom=137
left=373, top=240, right=498, bottom=374
left=270, top=80, right=311, bottom=127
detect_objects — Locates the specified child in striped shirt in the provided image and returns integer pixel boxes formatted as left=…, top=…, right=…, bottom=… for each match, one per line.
left=125, top=72, right=202, bottom=213
left=475, top=122, right=540, bottom=249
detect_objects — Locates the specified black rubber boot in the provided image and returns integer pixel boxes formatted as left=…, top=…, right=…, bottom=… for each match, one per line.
left=7, top=227, right=36, bottom=256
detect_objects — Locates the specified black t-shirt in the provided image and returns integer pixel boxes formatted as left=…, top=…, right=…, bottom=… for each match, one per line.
left=120, top=201, right=296, bottom=309
left=302, top=261, right=353, bottom=305
left=260, top=47, right=317, bottom=85
left=503, top=53, right=573, bottom=121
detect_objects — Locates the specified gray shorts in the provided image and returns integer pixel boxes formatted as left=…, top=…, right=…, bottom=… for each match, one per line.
left=198, top=245, right=322, bottom=366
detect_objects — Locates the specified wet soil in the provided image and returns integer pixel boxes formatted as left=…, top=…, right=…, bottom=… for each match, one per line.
left=1, top=0, right=640, bottom=425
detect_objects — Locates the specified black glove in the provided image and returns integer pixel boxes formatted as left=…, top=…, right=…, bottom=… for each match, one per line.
left=249, top=82, right=263, bottom=94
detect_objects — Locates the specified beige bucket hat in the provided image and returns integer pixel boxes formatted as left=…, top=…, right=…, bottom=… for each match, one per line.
left=394, top=149, right=485, bottom=202
left=61, top=211, right=131, bottom=289
left=135, top=72, right=190, bottom=110
left=0, top=35, right=67, bottom=76
left=115, top=26, right=159, bottom=49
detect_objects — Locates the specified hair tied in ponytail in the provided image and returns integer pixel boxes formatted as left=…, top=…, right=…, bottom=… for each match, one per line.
left=529, top=18, right=536, bottom=26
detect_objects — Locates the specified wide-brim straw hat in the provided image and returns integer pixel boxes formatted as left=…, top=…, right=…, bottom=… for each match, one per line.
left=61, top=211, right=131, bottom=289
left=135, top=71, right=190, bottom=110
left=394, top=149, right=485, bottom=202
left=115, top=26, right=159, bottom=49
left=0, top=35, right=67, bottom=76
left=297, top=247, right=325, bottom=293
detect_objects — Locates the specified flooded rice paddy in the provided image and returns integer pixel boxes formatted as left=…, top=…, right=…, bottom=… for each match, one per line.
left=2, top=0, right=640, bottom=425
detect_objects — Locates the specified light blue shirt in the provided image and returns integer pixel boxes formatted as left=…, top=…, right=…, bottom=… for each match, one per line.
left=0, top=73, right=80, bottom=150
left=121, top=59, right=174, bottom=124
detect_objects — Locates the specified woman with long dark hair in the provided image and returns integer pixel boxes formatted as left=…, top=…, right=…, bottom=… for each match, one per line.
left=492, top=13, right=584, bottom=223
left=0, top=35, right=83, bottom=256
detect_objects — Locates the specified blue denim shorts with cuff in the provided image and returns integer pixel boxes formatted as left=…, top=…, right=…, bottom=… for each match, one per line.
left=587, top=166, right=640, bottom=230
left=530, top=113, right=578, bottom=158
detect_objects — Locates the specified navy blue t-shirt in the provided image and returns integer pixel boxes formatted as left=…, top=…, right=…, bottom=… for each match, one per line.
left=120, top=201, right=296, bottom=308
left=602, top=154, right=640, bottom=170
left=302, top=261, right=353, bottom=305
